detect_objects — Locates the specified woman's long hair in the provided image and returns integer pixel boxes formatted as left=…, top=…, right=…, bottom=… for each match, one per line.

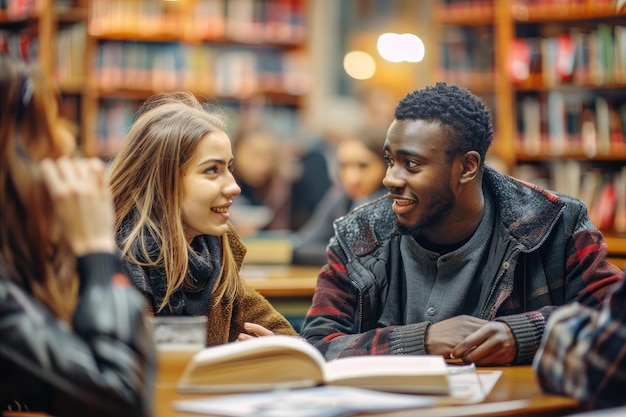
left=109, top=92, right=242, bottom=313
left=0, top=56, right=78, bottom=322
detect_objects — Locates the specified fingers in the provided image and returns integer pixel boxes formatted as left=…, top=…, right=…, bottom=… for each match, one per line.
left=236, top=323, right=275, bottom=342
left=426, top=316, right=489, bottom=356
left=243, top=322, right=275, bottom=337
left=451, top=322, right=517, bottom=365
left=40, top=157, right=106, bottom=196
left=39, top=157, right=115, bottom=256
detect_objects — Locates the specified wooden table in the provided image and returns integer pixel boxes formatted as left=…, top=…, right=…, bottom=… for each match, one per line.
left=241, top=265, right=321, bottom=329
left=155, top=350, right=583, bottom=417
left=241, top=265, right=321, bottom=297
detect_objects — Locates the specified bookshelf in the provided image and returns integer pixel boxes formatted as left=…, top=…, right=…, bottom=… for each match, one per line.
left=434, top=0, right=626, bottom=261
left=1, top=0, right=309, bottom=158
left=82, top=0, right=309, bottom=159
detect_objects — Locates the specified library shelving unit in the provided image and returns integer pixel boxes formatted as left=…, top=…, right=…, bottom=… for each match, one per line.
left=1, top=0, right=89, bottom=143
left=82, top=0, right=309, bottom=159
left=1, top=0, right=309, bottom=159
left=434, top=0, right=626, bottom=264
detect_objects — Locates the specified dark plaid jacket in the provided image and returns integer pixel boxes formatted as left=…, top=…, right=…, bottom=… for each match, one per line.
left=534, top=274, right=626, bottom=410
left=301, top=165, right=623, bottom=364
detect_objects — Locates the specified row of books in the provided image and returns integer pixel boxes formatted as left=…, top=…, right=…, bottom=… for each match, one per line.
left=95, top=99, right=301, bottom=159
left=439, top=26, right=495, bottom=88
left=0, top=29, right=38, bottom=63
left=0, top=0, right=40, bottom=20
left=508, top=24, right=626, bottom=88
left=88, top=0, right=305, bottom=45
left=514, top=162, right=626, bottom=233
left=95, top=40, right=309, bottom=98
left=517, top=92, right=626, bottom=157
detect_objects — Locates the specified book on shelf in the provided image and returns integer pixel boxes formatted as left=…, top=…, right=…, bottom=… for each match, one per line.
left=177, top=335, right=450, bottom=395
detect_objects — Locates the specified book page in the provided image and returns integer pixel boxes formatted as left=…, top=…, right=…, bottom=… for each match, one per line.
left=323, top=355, right=449, bottom=394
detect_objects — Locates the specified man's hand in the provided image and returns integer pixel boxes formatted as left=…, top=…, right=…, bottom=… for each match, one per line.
left=450, top=321, right=517, bottom=365
left=426, top=315, right=488, bottom=357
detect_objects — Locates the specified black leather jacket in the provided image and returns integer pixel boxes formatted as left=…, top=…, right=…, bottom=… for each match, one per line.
left=0, top=253, right=156, bottom=417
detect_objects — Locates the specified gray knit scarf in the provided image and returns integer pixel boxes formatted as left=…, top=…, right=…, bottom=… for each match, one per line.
left=119, top=224, right=221, bottom=316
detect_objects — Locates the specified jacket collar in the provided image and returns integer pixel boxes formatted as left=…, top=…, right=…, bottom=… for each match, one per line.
left=482, top=165, right=566, bottom=251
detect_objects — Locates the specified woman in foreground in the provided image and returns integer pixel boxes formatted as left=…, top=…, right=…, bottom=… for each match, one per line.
left=0, top=56, right=155, bottom=416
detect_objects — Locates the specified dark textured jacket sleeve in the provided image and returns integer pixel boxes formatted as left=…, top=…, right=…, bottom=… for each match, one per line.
left=0, top=253, right=156, bottom=417
left=496, top=201, right=623, bottom=364
left=302, top=246, right=408, bottom=360
left=533, top=273, right=626, bottom=410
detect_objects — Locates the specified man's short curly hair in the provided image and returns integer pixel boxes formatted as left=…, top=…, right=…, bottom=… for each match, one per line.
left=394, top=82, right=493, bottom=165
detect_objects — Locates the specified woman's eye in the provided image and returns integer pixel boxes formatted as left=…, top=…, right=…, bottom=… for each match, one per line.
left=205, top=166, right=218, bottom=175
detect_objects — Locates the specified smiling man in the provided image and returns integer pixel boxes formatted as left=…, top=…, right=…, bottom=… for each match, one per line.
left=300, top=82, right=622, bottom=366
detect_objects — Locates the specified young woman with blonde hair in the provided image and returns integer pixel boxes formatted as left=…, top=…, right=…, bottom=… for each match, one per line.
left=109, top=92, right=297, bottom=344
left=0, top=56, right=155, bottom=416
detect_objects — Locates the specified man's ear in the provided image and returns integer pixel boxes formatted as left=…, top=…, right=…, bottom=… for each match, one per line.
left=459, top=151, right=481, bottom=184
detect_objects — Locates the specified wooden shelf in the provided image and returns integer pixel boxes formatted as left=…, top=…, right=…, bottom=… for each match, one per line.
left=516, top=152, right=626, bottom=162
left=57, top=7, right=88, bottom=23
left=435, top=3, right=494, bottom=25
left=513, top=3, right=625, bottom=22
left=94, top=87, right=303, bottom=105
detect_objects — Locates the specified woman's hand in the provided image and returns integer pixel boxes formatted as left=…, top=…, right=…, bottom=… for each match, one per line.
left=237, top=322, right=274, bottom=341
left=40, top=157, right=116, bottom=256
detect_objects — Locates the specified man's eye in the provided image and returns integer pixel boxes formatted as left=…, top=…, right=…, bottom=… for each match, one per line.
left=384, top=156, right=393, bottom=166
left=406, top=160, right=419, bottom=169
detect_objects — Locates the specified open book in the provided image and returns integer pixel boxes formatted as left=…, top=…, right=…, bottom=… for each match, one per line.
left=177, top=335, right=450, bottom=395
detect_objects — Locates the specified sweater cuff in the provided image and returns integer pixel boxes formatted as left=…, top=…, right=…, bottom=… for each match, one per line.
left=76, top=252, right=122, bottom=292
left=389, top=322, right=430, bottom=355
left=496, top=312, right=546, bottom=364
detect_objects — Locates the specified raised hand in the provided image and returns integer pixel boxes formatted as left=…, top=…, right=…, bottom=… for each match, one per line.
left=39, top=157, right=116, bottom=256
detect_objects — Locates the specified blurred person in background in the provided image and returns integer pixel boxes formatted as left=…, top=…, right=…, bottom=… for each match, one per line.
left=290, top=95, right=372, bottom=232
left=290, top=87, right=396, bottom=232
left=109, top=92, right=297, bottom=345
left=292, top=125, right=389, bottom=266
left=0, top=55, right=155, bottom=417
left=229, top=124, right=297, bottom=236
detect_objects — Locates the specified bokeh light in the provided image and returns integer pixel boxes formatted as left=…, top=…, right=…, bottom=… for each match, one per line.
left=343, top=50, right=376, bottom=80
left=377, top=32, right=425, bottom=63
